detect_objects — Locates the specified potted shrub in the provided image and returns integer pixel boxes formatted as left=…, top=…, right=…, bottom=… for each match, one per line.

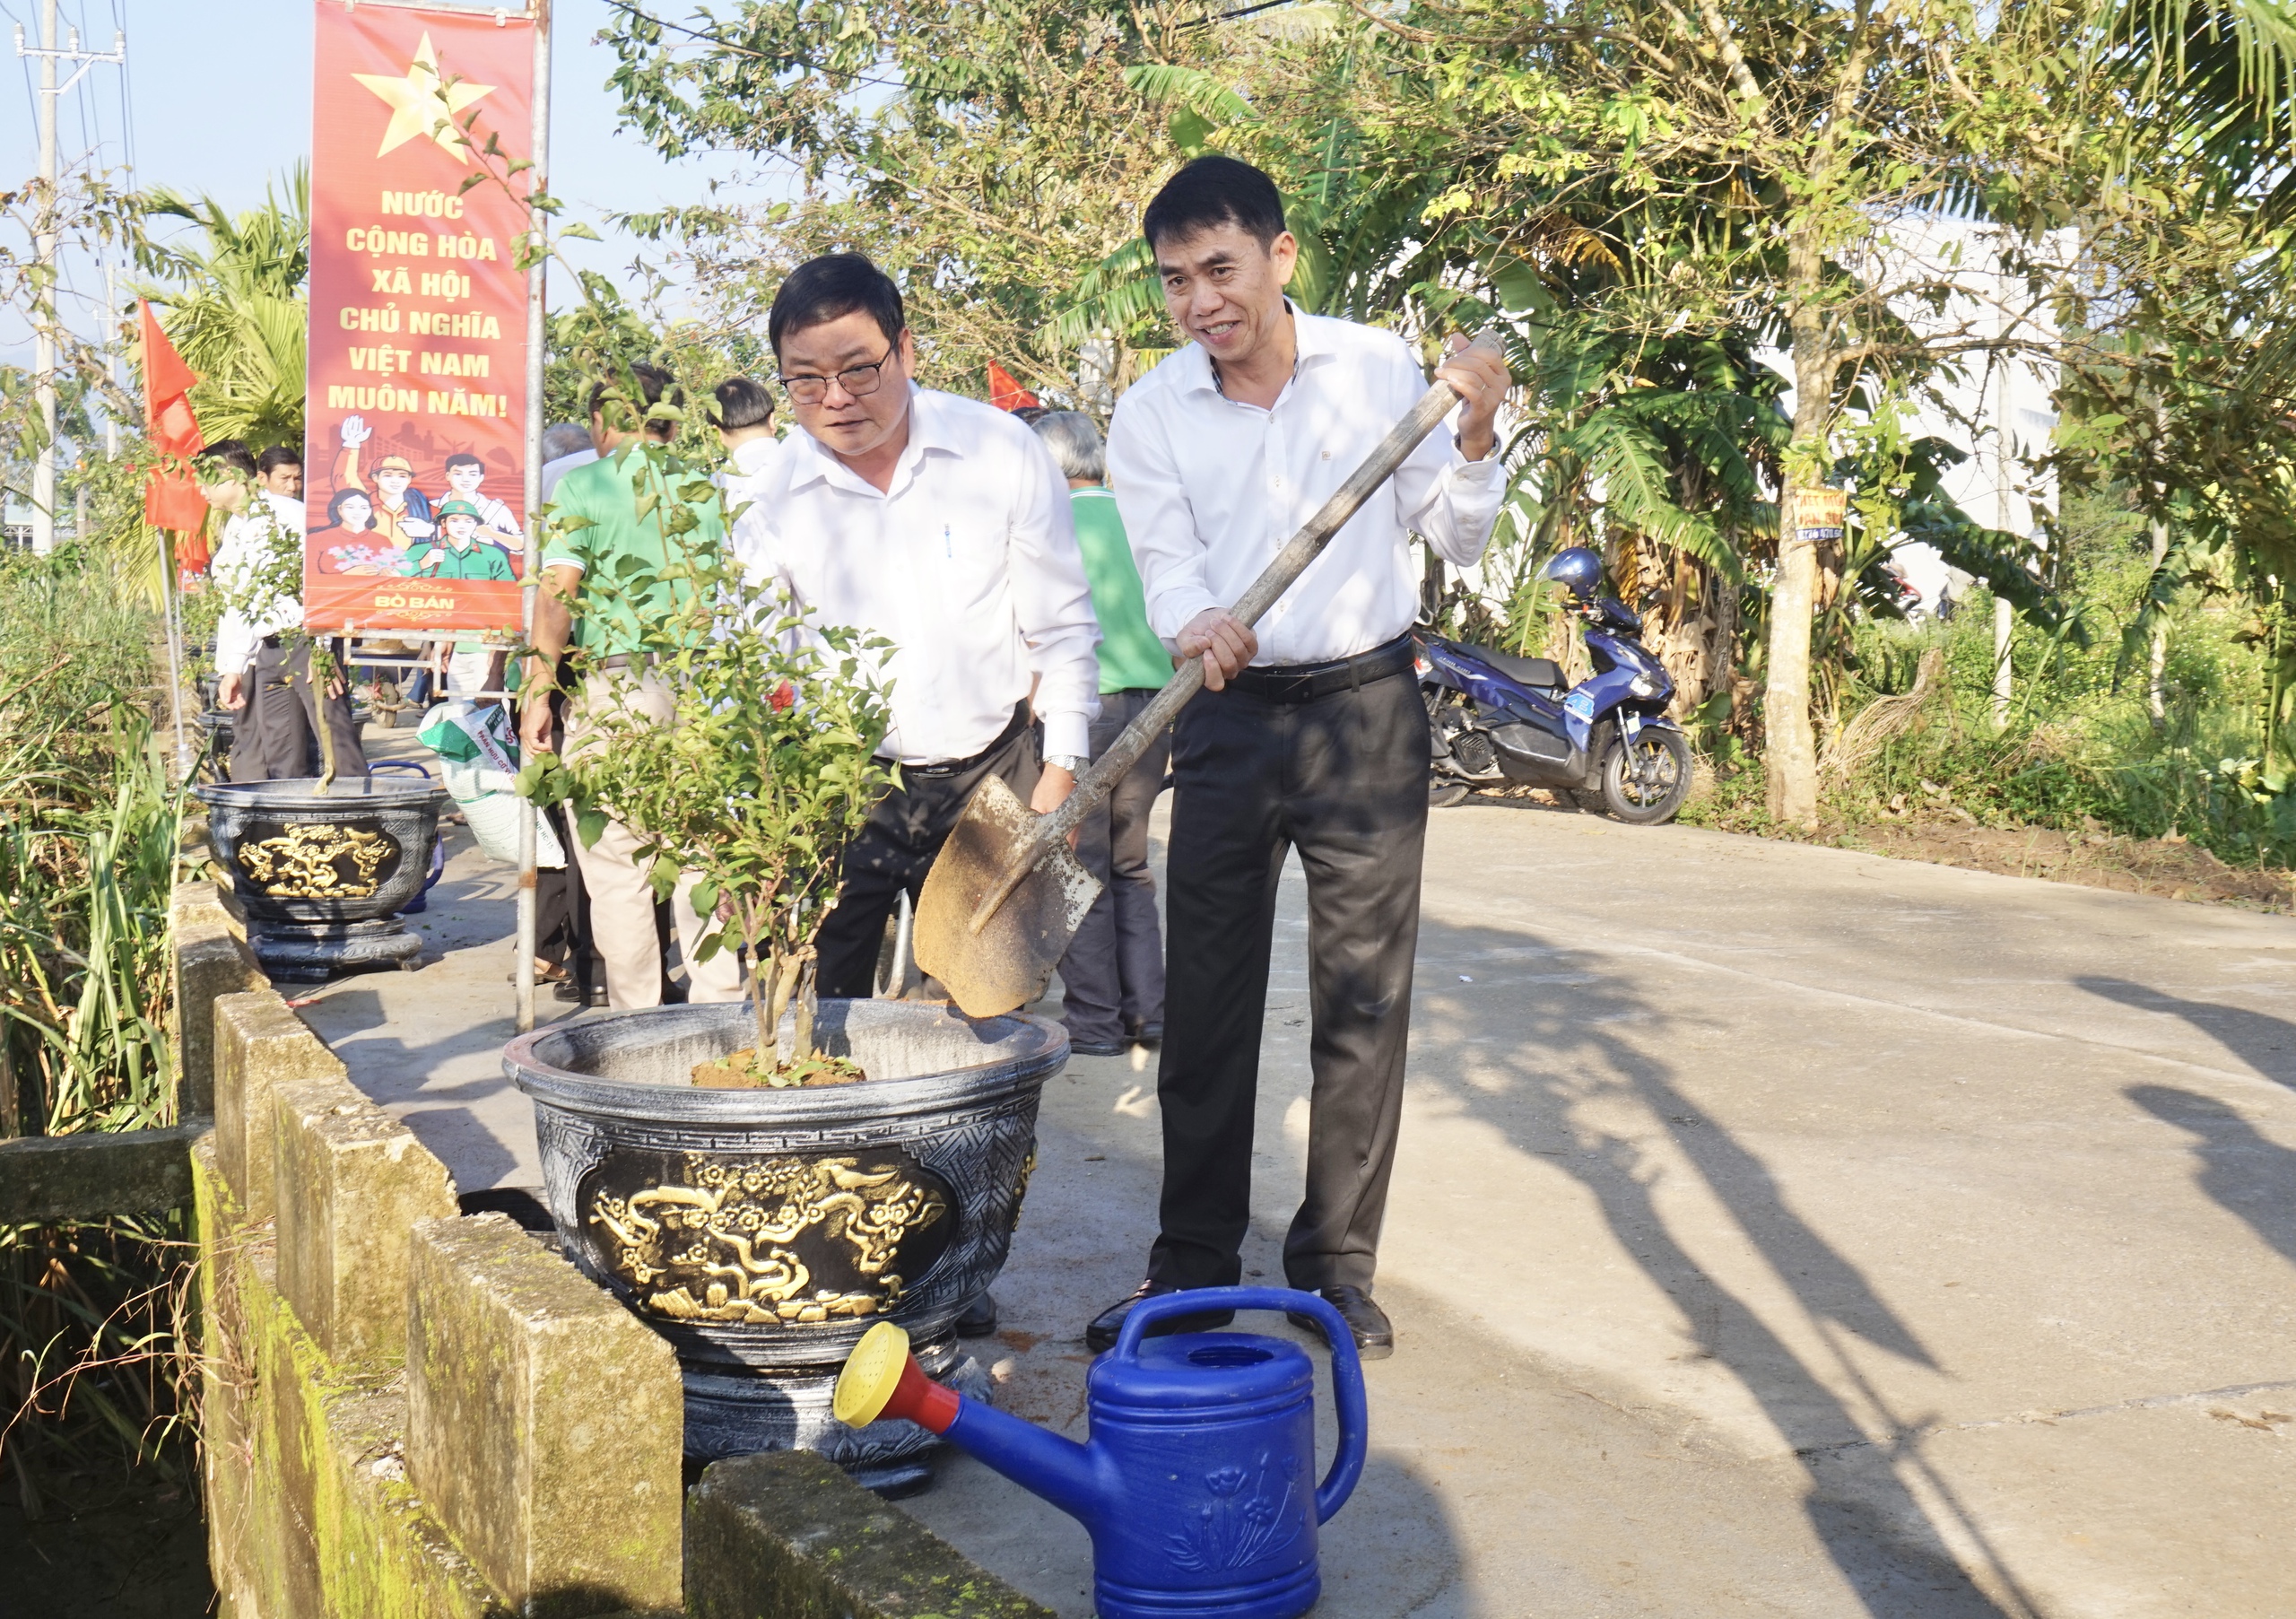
left=508, top=438, right=1067, bottom=1484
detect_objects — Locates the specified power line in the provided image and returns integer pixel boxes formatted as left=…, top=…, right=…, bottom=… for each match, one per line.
left=1181, top=1, right=1300, bottom=28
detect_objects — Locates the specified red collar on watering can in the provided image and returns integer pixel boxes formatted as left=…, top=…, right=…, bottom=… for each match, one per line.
left=835, top=1285, right=1369, bottom=1619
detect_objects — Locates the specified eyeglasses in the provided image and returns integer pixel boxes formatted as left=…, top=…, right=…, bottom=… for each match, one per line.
left=777, top=343, right=898, bottom=405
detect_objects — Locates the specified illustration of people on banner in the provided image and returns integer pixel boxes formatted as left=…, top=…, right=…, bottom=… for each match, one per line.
left=308, top=414, right=520, bottom=578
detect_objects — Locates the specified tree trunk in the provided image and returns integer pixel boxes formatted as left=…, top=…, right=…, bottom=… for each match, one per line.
left=308, top=645, right=340, bottom=794
left=1618, top=540, right=1736, bottom=718
left=1765, top=235, right=1831, bottom=829
left=1765, top=491, right=1822, bottom=825
left=2147, top=518, right=2170, bottom=727
left=792, top=954, right=818, bottom=1061
left=761, top=923, right=789, bottom=1060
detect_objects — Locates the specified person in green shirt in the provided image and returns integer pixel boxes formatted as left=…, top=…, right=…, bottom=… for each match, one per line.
left=403, top=500, right=517, bottom=580
left=1032, top=411, right=1172, bottom=1057
left=519, top=362, right=744, bottom=1012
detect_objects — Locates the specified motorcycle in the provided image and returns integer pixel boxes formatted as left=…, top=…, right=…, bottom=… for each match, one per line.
left=1417, top=546, right=1694, bottom=824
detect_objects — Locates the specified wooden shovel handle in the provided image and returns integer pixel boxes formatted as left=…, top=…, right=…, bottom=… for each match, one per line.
left=969, top=329, right=1504, bottom=932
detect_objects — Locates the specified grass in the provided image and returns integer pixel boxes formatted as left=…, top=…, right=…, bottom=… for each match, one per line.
left=1684, top=516, right=2296, bottom=872
left=0, top=543, right=199, bottom=1522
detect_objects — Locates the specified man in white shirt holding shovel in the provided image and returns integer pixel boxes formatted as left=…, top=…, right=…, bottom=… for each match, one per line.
left=1085, top=157, right=1511, bottom=1358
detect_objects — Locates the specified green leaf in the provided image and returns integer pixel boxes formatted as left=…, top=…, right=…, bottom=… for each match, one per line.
left=1124, top=63, right=1257, bottom=126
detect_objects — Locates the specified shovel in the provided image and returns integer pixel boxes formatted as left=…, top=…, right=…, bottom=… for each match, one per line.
left=914, top=329, right=1505, bottom=1017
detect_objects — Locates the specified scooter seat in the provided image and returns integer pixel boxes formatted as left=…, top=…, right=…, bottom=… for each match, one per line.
left=1463, top=643, right=1566, bottom=691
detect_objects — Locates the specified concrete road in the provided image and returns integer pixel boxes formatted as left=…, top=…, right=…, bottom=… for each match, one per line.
left=308, top=750, right=2296, bottom=1615
left=900, top=798, right=2296, bottom=1618
left=297, top=728, right=581, bottom=1191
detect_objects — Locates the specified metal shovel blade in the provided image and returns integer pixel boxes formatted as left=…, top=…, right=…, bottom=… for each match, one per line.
left=912, top=772, right=1102, bottom=1017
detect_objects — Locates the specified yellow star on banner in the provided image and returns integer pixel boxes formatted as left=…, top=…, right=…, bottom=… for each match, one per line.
left=352, top=32, right=494, bottom=162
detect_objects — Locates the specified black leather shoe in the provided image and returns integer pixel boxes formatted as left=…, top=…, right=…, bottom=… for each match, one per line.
left=1126, top=1020, right=1163, bottom=1047
left=950, top=1285, right=996, bottom=1341
left=1084, top=1282, right=1236, bottom=1353
left=1288, top=1284, right=1394, bottom=1361
left=956, top=1292, right=998, bottom=1338
left=1067, top=1038, right=1126, bottom=1058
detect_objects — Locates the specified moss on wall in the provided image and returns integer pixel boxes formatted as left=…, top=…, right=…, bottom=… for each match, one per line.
left=192, top=1135, right=509, bottom=1618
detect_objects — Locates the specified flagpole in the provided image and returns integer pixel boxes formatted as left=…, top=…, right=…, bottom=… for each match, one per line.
left=160, top=527, right=190, bottom=779
left=515, top=0, right=551, bottom=1036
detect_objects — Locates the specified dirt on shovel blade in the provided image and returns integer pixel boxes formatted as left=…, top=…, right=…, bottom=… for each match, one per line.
left=691, top=1048, right=869, bottom=1089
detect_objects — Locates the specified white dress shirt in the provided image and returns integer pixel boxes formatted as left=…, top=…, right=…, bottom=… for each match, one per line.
left=732, top=386, right=1101, bottom=765
left=213, top=492, right=308, bottom=675
left=539, top=448, right=598, bottom=500
left=1107, top=309, right=1507, bottom=666
left=717, top=432, right=782, bottom=520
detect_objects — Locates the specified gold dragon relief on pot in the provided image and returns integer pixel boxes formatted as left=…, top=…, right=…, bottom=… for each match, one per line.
left=238, top=823, right=397, bottom=899
left=588, top=1152, right=948, bottom=1325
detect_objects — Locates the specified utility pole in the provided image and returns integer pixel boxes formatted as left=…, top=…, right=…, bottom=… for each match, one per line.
left=16, top=8, right=125, bottom=553
left=515, top=0, right=553, bottom=1035
left=103, top=261, right=120, bottom=460
left=1992, top=254, right=2015, bottom=730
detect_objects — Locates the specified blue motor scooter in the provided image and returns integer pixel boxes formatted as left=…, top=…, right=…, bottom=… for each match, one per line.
left=1418, top=546, right=1694, bottom=823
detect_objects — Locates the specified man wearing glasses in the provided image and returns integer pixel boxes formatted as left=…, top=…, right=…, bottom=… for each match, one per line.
left=732, top=254, right=1101, bottom=1140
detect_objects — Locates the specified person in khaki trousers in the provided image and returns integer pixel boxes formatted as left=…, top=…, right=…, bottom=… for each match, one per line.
left=519, top=362, right=744, bottom=1010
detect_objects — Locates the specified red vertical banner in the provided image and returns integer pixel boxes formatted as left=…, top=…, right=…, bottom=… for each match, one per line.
left=304, top=1, right=535, bottom=636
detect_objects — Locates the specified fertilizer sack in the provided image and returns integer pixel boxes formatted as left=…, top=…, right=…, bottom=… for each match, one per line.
left=417, top=700, right=565, bottom=869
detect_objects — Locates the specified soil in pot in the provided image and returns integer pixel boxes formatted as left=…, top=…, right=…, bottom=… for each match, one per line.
left=691, top=1047, right=870, bottom=1089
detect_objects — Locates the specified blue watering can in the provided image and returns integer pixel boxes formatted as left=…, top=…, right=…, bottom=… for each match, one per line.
left=834, top=1285, right=1368, bottom=1619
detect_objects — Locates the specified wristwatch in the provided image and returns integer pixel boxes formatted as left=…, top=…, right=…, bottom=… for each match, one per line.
left=1045, top=753, right=1088, bottom=775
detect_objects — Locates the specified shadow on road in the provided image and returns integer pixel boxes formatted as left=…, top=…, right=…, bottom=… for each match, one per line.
left=2076, top=976, right=2296, bottom=1090
left=2125, top=1084, right=2296, bottom=1268
left=1410, top=921, right=2032, bottom=1617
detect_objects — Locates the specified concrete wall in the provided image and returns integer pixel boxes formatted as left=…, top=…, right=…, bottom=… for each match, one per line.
left=195, top=979, right=685, bottom=1618
left=178, top=881, right=1051, bottom=1619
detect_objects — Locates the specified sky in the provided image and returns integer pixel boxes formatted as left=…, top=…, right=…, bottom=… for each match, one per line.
left=0, top=0, right=766, bottom=359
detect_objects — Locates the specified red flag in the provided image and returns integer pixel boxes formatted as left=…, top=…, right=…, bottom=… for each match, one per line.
left=987, top=361, right=1040, bottom=412
left=139, top=300, right=211, bottom=557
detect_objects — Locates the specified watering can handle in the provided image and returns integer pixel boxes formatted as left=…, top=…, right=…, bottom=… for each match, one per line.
left=1112, top=1285, right=1369, bottom=1525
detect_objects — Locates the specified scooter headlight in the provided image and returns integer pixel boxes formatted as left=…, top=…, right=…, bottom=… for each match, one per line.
left=1630, top=674, right=1662, bottom=699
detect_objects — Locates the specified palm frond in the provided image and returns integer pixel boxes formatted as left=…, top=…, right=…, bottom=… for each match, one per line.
left=1047, top=237, right=1161, bottom=351
left=1121, top=63, right=1259, bottom=127
left=1565, top=408, right=1743, bottom=581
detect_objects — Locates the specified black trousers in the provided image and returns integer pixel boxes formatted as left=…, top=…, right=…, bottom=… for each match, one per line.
left=1057, top=687, right=1170, bottom=1044
left=1149, top=661, right=1429, bottom=1293
left=815, top=705, right=1040, bottom=1000
left=230, top=640, right=370, bottom=784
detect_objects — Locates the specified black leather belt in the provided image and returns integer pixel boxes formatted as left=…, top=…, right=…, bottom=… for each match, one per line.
left=590, top=651, right=660, bottom=671
left=1224, top=634, right=1414, bottom=703
left=882, top=700, right=1031, bottom=779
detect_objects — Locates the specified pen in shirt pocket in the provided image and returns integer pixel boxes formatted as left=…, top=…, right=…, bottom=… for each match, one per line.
left=943, top=523, right=952, bottom=558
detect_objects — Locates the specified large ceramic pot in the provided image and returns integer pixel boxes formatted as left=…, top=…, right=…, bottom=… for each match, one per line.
left=192, top=777, right=442, bottom=980
left=503, top=997, right=1065, bottom=1479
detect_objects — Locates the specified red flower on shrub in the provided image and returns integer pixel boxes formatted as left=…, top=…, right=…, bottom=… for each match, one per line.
left=770, top=680, right=796, bottom=712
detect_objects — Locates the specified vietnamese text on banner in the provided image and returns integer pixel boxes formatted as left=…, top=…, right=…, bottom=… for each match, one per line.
left=303, top=0, right=535, bottom=637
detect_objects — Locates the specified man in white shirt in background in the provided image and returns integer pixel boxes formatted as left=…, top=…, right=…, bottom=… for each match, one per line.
left=710, top=377, right=780, bottom=517
left=206, top=440, right=370, bottom=782
left=256, top=444, right=303, bottom=500
left=734, top=255, right=1101, bottom=1335
left=537, top=422, right=598, bottom=501
left=1086, top=157, right=1510, bottom=1358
